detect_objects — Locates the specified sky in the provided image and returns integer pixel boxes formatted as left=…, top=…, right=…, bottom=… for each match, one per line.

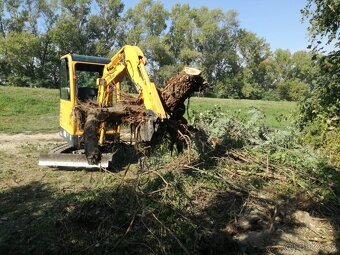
left=123, top=0, right=311, bottom=53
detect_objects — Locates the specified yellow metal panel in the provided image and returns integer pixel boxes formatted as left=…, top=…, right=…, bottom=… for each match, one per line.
left=102, top=45, right=166, bottom=119
left=59, top=54, right=77, bottom=135
left=60, top=99, right=76, bottom=135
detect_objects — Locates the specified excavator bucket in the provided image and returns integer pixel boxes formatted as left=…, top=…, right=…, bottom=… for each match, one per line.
left=38, top=144, right=112, bottom=169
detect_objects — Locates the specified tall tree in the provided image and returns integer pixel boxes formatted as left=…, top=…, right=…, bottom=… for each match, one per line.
left=272, top=49, right=292, bottom=82
left=122, top=0, right=171, bottom=83
left=49, top=0, right=92, bottom=55
left=233, top=30, right=271, bottom=99
left=0, top=0, right=46, bottom=86
left=291, top=50, right=317, bottom=86
left=167, top=3, right=199, bottom=66
left=34, top=0, right=60, bottom=87
left=195, top=8, right=240, bottom=88
left=88, top=0, right=124, bottom=56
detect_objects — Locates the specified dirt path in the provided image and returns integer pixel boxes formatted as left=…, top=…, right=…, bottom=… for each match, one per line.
left=0, top=133, right=63, bottom=153
left=225, top=194, right=338, bottom=254
left=0, top=132, right=62, bottom=143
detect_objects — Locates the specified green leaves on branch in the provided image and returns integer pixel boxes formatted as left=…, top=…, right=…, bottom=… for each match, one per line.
left=302, top=0, right=340, bottom=49
left=299, top=0, right=339, bottom=128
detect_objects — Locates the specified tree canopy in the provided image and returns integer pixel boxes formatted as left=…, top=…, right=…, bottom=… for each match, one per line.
left=0, top=0, right=319, bottom=102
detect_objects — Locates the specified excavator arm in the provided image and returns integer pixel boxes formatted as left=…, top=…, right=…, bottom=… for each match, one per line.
left=96, top=45, right=166, bottom=118
left=95, top=45, right=167, bottom=144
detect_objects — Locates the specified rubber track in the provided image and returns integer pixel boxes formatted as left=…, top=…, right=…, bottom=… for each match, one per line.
left=48, top=143, right=75, bottom=154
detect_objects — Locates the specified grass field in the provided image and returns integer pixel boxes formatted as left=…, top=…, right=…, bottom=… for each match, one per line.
left=0, top=86, right=297, bottom=133
left=189, top=97, right=296, bottom=129
left=0, top=86, right=59, bottom=133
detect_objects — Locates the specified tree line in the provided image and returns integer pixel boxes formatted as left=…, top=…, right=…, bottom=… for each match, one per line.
left=0, top=0, right=321, bottom=101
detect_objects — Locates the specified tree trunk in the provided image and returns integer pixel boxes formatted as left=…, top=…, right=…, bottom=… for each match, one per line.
left=160, top=67, right=207, bottom=114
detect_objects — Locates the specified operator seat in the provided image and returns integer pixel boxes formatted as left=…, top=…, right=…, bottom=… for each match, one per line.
left=77, top=87, right=98, bottom=102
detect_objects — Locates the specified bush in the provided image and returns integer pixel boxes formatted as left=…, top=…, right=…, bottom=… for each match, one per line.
left=298, top=53, right=339, bottom=126
left=277, top=79, right=308, bottom=101
left=191, top=106, right=267, bottom=148
left=241, top=83, right=264, bottom=99
left=261, top=89, right=281, bottom=101
left=297, top=53, right=339, bottom=168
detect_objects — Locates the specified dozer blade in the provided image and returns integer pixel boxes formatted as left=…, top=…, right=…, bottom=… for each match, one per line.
left=38, top=153, right=112, bottom=168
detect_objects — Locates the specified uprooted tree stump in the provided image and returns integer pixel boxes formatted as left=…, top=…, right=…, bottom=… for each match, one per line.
left=158, top=67, right=208, bottom=153
left=84, top=111, right=101, bottom=165
left=75, top=67, right=208, bottom=165
left=160, top=67, right=208, bottom=120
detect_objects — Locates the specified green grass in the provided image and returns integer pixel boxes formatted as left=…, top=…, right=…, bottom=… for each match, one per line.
left=0, top=86, right=59, bottom=133
left=188, top=97, right=297, bottom=129
left=0, top=86, right=297, bottom=133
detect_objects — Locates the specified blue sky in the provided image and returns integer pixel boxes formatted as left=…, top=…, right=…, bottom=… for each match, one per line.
left=123, top=0, right=311, bottom=53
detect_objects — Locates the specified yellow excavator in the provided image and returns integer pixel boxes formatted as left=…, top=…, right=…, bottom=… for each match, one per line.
left=39, top=45, right=170, bottom=168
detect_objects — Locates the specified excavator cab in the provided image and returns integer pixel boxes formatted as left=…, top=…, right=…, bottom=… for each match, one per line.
left=59, top=54, right=119, bottom=148
left=39, top=54, right=118, bottom=168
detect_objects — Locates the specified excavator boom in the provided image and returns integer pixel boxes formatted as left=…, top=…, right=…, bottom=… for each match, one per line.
left=96, top=45, right=167, bottom=145
left=97, top=45, right=166, bottom=117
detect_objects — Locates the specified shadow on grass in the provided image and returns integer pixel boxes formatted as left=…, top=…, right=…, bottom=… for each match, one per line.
left=0, top=180, right=238, bottom=254
left=0, top=168, right=338, bottom=254
left=0, top=182, right=60, bottom=254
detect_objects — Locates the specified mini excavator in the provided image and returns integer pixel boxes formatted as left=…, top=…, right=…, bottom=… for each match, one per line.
left=38, top=45, right=204, bottom=168
left=39, top=45, right=167, bottom=168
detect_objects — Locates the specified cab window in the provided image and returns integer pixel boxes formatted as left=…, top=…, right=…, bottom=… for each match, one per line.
left=60, top=58, right=70, bottom=100
left=75, top=63, right=104, bottom=102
